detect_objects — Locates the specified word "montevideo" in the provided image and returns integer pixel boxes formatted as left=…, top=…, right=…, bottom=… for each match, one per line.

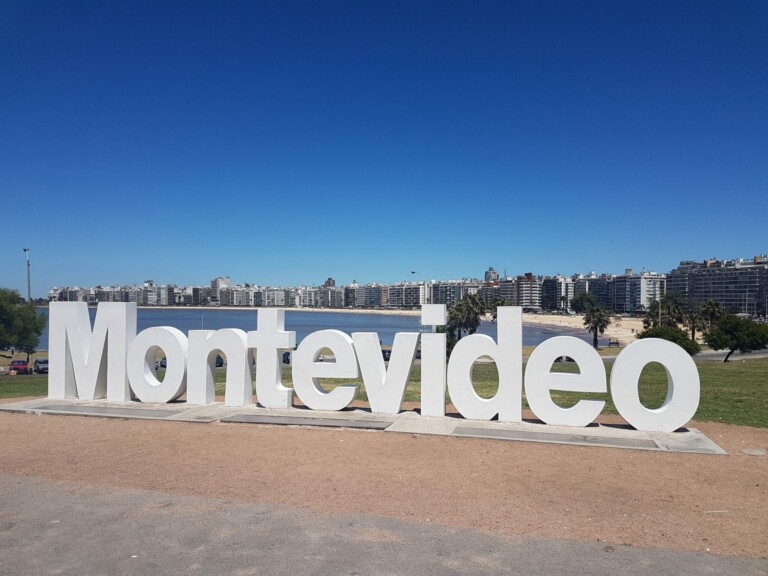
left=48, top=303, right=700, bottom=432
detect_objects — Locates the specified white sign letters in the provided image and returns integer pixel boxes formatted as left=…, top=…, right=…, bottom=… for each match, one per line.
left=48, top=302, right=700, bottom=432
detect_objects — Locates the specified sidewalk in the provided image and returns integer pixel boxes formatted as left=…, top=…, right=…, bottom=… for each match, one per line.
left=0, top=397, right=726, bottom=455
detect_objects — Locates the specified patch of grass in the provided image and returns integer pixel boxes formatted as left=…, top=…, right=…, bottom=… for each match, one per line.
left=215, top=357, right=768, bottom=428
left=0, top=374, right=49, bottom=399
left=546, top=359, right=768, bottom=428
left=689, top=358, right=768, bottom=428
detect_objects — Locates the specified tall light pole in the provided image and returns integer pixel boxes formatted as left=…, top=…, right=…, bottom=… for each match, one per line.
left=657, top=294, right=662, bottom=327
left=21, top=248, right=32, bottom=366
left=22, top=248, right=31, bottom=304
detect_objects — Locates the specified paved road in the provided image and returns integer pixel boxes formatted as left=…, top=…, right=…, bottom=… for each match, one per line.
left=1, top=474, right=765, bottom=576
left=598, top=349, right=768, bottom=362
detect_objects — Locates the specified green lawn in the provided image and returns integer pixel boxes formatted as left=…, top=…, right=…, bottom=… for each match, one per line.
left=529, top=359, right=768, bottom=428
left=0, top=373, right=49, bottom=399
left=4, top=358, right=767, bottom=428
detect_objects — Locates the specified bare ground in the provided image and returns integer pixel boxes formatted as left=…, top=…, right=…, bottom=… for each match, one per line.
left=0, top=404, right=766, bottom=559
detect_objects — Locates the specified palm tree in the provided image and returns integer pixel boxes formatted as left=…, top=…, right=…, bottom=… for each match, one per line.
left=583, top=306, right=611, bottom=349
left=681, top=308, right=706, bottom=342
left=447, top=294, right=485, bottom=340
left=465, top=293, right=486, bottom=318
left=491, top=297, right=513, bottom=323
left=643, top=293, right=684, bottom=330
left=700, top=299, right=725, bottom=330
left=446, top=303, right=465, bottom=340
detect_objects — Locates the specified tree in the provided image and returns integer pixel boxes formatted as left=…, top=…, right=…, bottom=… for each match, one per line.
left=704, top=314, right=768, bottom=363
left=443, top=294, right=486, bottom=355
left=700, top=299, right=726, bottom=330
left=570, top=292, right=597, bottom=314
left=680, top=308, right=706, bottom=342
left=583, top=305, right=611, bottom=349
left=643, top=293, right=685, bottom=330
left=490, top=298, right=513, bottom=323
left=436, top=324, right=458, bottom=357
left=447, top=293, right=485, bottom=338
left=637, top=325, right=701, bottom=355
left=0, top=288, right=47, bottom=359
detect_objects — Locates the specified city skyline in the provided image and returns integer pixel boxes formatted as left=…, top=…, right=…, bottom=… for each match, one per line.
left=46, top=253, right=768, bottom=317
left=42, top=259, right=708, bottom=292
left=2, top=2, right=767, bottom=298
left=8, top=248, right=766, bottom=301
left=29, top=251, right=768, bottom=302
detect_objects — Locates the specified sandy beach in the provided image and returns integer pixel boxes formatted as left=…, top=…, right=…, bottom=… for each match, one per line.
left=523, top=313, right=644, bottom=346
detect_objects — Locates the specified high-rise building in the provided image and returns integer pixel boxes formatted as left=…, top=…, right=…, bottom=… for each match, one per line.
left=498, top=277, right=516, bottom=303
left=403, top=283, right=426, bottom=308
left=479, top=283, right=500, bottom=309
left=541, top=276, right=574, bottom=311
left=514, top=273, right=542, bottom=310
left=484, top=267, right=499, bottom=283
left=430, top=280, right=480, bottom=306
left=210, top=276, right=231, bottom=305
left=667, top=256, right=768, bottom=315
left=609, top=271, right=665, bottom=313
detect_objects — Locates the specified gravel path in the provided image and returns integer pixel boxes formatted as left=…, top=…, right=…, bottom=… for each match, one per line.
left=0, top=409, right=766, bottom=560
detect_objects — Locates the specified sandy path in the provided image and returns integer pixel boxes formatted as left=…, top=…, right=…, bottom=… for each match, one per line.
left=1, top=410, right=765, bottom=558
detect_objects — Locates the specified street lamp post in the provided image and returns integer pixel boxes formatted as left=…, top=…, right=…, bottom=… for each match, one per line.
left=657, top=295, right=661, bottom=327
left=21, top=248, right=32, bottom=366
left=22, top=248, right=31, bottom=304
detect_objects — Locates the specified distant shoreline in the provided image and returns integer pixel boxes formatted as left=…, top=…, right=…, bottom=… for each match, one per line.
left=39, top=305, right=642, bottom=344
left=134, top=306, right=423, bottom=317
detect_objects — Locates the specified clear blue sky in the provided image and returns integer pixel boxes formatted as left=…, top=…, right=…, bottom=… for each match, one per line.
left=1, top=1, right=766, bottom=297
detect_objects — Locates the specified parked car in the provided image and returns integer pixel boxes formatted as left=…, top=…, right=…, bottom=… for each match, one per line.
left=34, top=358, right=49, bottom=374
left=382, top=349, right=392, bottom=361
left=9, top=360, right=30, bottom=374
left=160, top=357, right=167, bottom=368
left=282, top=352, right=291, bottom=364
left=215, top=354, right=224, bottom=367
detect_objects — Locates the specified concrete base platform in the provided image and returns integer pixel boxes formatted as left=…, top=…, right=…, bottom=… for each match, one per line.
left=0, top=398, right=727, bottom=455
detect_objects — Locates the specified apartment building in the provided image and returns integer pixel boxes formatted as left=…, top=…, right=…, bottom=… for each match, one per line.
left=430, top=280, right=480, bottom=307
left=319, top=286, right=344, bottom=308
left=479, top=283, right=500, bottom=309
left=541, top=275, right=574, bottom=311
left=608, top=270, right=665, bottom=313
left=484, top=267, right=499, bottom=282
left=513, top=273, right=542, bottom=310
left=498, top=277, right=516, bottom=303
left=667, top=256, right=768, bottom=315
left=209, top=276, right=231, bottom=305
left=402, top=283, right=426, bottom=308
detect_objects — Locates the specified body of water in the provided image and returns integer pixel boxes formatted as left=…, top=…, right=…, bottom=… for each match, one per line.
left=35, top=308, right=591, bottom=350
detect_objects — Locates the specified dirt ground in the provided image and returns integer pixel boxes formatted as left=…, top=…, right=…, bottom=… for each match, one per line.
left=0, top=401, right=766, bottom=559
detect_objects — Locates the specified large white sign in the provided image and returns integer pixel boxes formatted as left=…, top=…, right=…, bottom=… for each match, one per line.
left=48, top=302, right=700, bottom=432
